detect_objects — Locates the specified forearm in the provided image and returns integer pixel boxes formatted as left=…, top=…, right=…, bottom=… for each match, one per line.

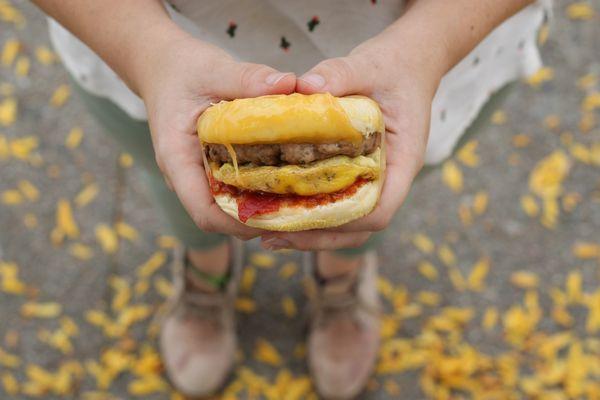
left=31, top=0, right=189, bottom=96
left=358, top=0, right=535, bottom=93
left=403, top=0, right=534, bottom=69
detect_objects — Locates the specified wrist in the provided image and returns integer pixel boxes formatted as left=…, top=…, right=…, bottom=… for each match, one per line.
left=124, top=21, right=192, bottom=98
left=349, top=29, right=445, bottom=100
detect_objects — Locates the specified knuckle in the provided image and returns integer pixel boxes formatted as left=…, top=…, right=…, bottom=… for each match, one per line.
left=415, top=155, right=425, bottom=173
left=370, top=213, right=391, bottom=232
left=153, top=141, right=170, bottom=173
left=154, top=157, right=164, bottom=174
left=290, top=239, right=311, bottom=251
left=349, top=236, right=369, bottom=249
left=320, top=57, right=354, bottom=84
left=194, top=214, right=214, bottom=233
left=239, top=63, right=264, bottom=91
left=235, top=233, right=254, bottom=241
left=163, top=176, right=174, bottom=191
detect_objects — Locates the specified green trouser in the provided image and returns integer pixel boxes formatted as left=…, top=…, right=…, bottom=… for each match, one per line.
left=72, top=79, right=511, bottom=254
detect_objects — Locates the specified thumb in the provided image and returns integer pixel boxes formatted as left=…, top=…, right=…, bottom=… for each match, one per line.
left=218, top=61, right=296, bottom=99
left=297, top=57, right=371, bottom=96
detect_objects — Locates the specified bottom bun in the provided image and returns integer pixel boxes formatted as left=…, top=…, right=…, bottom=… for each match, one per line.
left=214, top=180, right=381, bottom=232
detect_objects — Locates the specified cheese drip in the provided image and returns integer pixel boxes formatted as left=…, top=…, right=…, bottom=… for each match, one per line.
left=223, top=143, right=239, bottom=177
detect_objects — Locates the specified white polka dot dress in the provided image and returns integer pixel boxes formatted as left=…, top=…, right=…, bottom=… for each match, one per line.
left=47, top=0, right=551, bottom=166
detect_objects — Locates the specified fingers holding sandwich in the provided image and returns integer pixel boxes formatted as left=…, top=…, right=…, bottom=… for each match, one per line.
left=261, top=231, right=372, bottom=251
left=153, top=127, right=264, bottom=241
left=143, top=38, right=297, bottom=240
left=293, top=46, right=433, bottom=239
left=219, top=60, right=297, bottom=99
left=296, top=56, right=373, bottom=97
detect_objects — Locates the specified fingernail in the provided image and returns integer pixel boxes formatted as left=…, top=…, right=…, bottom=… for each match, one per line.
left=265, top=72, right=290, bottom=86
left=262, top=237, right=291, bottom=250
left=300, top=73, right=325, bottom=88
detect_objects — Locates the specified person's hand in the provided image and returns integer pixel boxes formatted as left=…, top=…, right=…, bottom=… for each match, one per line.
left=140, top=34, right=296, bottom=240
left=261, top=36, right=443, bottom=250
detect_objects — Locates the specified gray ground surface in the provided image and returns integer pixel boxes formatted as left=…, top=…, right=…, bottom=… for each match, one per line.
left=0, top=1, right=599, bottom=399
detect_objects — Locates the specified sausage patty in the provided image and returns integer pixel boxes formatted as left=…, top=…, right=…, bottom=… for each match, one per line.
left=205, top=133, right=380, bottom=166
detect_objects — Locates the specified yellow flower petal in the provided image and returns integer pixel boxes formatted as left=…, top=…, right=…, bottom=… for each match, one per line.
left=582, top=92, right=600, bottom=112
left=543, top=114, right=561, bottom=130
left=156, top=235, right=178, bottom=249
left=136, top=251, right=167, bottom=278
left=572, top=242, right=600, bottom=259
left=254, top=339, right=282, bottom=367
left=65, top=127, right=84, bottom=149
left=467, top=256, right=490, bottom=292
left=529, top=151, right=570, bottom=199
left=0, top=97, right=17, bottom=127
left=412, top=233, right=434, bottom=254
left=1, top=38, right=20, bottom=66
left=448, top=267, right=466, bottom=292
left=578, top=111, right=596, bottom=133
left=50, top=84, right=71, bottom=107
left=441, top=160, right=463, bottom=193
left=473, top=191, right=489, bottom=215
left=68, top=243, right=94, bottom=260
left=35, top=46, right=56, bottom=65
left=521, top=194, right=539, bottom=217
left=109, top=275, right=131, bottom=312
left=512, top=134, right=532, bottom=148
left=119, top=152, right=134, bottom=168
left=510, top=271, right=539, bottom=289
left=417, top=261, right=438, bottom=281
left=438, top=244, right=456, bottom=267
left=21, top=302, right=62, bottom=318
left=278, top=261, right=298, bottom=279
left=241, top=266, right=257, bottom=293
left=482, top=307, right=498, bottom=331
left=95, top=224, right=119, bottom=254
left=538, top=23, right=549, bottom=45
left=491, top=110, right=507, bottom=125
left=56, top=199, right=80, bottom=239
left=562, top=192, right=581, bottom=212
left=18, top=179, right=39, bottom=201
left=153, top=276, right=173, bottom=298
left=1, top=189, right=22, bottom=205
left=281, top=296, right=297, bottom=318
left=250, top=252, right=276, bottom=269
left=74, top=183, right=99, bottom=208
left=416, top=291, right=441, bottom=307
left=1, top=372, right=19, bottom=395
left=526, top=67, right=554, bottom=88
left=235, top=297, right=257, bottom=313
left=14, top=55, right=29, bottom=76
left=9, top=136, right=38, bottom=159
left=565, top=271, right=583, bottom=304
left=0, top=260, right=26, bottom=295
left=0, top=347, right=21, bottom=368
left=456, top=140, right=479, bottom=167
left=458, top=202, right=472, bottom=226
left=566, top=2, right=596, bottom=20
left=114, top=221, right=138, bottom=241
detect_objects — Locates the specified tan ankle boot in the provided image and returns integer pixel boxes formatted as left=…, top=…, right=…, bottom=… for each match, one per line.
left=304, top=251, right=381, bottom=400
left=160, top=239, right=243, bottom=397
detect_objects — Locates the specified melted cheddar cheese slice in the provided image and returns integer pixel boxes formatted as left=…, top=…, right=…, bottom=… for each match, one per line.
left=197, top=93, right=384, bottom=145
left=210, top=149, right=381, bottom=196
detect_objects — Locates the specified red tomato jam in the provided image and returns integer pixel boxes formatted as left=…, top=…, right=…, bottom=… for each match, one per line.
left=209, top=175, right=369, bottom=223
